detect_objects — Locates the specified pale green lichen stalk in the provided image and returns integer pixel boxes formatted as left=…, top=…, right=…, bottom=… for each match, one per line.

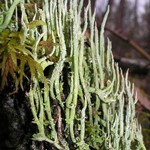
left=0, top=0, right=146, bottom=149
left=0, top=0, right=21, bottom=31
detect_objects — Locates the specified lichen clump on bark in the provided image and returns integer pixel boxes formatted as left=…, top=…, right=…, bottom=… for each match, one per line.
left=0, top=0, right=146, bottom=149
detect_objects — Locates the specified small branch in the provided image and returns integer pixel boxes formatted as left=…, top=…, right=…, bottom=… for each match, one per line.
left=105, top=27, right=150, bottom=61
left=115, top=56, right=150, bottom=73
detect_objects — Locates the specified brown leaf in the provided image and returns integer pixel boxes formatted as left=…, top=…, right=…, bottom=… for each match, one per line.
left=135, top=87, right=150, bottom=111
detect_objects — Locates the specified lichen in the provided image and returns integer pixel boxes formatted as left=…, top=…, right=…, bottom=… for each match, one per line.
left=0, top=0, right=146, bottom=149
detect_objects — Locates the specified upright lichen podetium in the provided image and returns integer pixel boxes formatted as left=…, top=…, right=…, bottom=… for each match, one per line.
left=0, top=0, right=21, bottom=32
left=0, top=0, right=146, bottom=149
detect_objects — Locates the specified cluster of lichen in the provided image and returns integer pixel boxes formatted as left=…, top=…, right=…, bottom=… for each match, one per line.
left=0, top=0, right=146, bottom=149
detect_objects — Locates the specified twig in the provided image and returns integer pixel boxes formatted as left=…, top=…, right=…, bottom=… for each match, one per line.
left=114, top=56, right=150, bottom=72
left=105, top=27, right=150, bottom=61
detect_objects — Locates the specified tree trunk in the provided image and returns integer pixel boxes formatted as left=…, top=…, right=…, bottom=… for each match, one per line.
left=115, top=0, right=126, bottom=30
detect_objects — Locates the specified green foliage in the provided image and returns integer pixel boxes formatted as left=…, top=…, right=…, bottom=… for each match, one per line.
left=85, top=123, right=104, bottom=149
left=0, top=28, right=45, bottom=90
left=28, top=20, right=45, bottom=29
left=0, top=0, right=147, bottom=150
